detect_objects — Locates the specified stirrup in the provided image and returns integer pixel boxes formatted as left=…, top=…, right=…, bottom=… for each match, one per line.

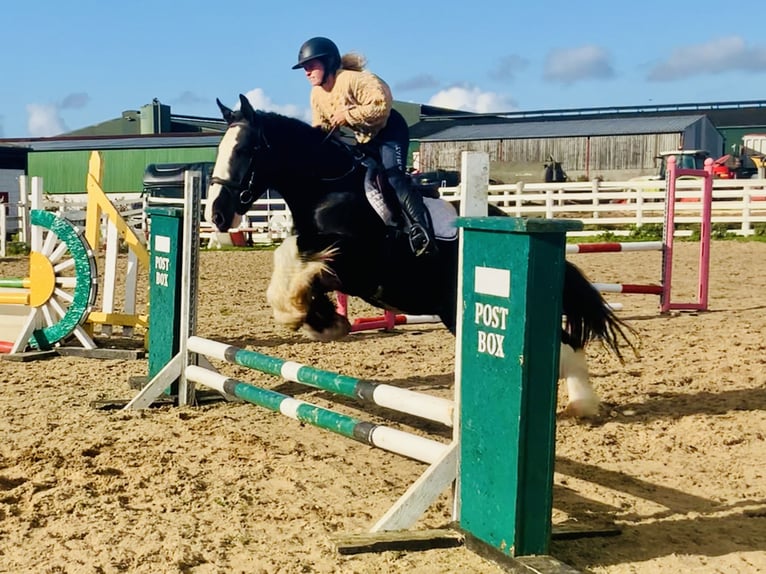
left=408, top=224, right=433, bottom=257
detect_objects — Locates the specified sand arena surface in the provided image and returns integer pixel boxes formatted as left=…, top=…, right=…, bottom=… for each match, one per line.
left=0, top=241, right=764, bottom=573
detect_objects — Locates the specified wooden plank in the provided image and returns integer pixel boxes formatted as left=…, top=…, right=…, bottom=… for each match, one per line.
left=552, top=522, right=621, bottom=540
left=90, top=397, right=175, bottom=410
left=370, top=441, right=458, bottom=532
left=464, top=533, right=581, bottom=574
left=332, top=528, right=464, bottom=555
left=56, top=346, right=145, bottom=360
left=1, top=349, right=58, bottom=362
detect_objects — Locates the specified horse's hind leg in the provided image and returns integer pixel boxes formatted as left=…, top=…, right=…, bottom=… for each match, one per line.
left=559, top=343, right=600, bottom=418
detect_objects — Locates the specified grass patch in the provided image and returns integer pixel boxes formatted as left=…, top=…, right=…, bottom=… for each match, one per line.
left=3, top=241, right=30, bottom=256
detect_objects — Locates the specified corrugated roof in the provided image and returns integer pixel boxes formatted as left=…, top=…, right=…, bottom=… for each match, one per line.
left=0, top=134, right=222, bottom=152
left=419, top=114, right=709, bottom=141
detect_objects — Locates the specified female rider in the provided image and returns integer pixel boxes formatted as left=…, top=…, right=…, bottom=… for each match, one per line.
left=292, top=36, right=435, bottom=257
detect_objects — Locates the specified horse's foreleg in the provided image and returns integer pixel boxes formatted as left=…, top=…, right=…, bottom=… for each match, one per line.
left=267, top=236, right=326, bottom=328
left=267, top=236, right=350, bottom=340
left=559, top=344, right=600, bottom=418
left=302, top=289, right=350, bottom=342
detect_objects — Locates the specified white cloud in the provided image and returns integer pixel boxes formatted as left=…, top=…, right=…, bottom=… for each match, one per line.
left=544, top=45, right=614, bottom=84
left=241, top=88, right=312, bottom=123
left=427, top=85, right=516, bottom=113
left=26, top=103, right=66, bottom=137
left=648, top=36, right=766, bottom=81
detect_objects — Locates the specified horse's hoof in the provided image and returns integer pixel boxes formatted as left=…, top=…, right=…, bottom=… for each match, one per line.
left=303, top=317, right=351, bottom=342
left=563, top=398, right=600, bottom=418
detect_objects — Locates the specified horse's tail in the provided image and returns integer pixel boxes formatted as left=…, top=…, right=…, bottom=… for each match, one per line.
left=561, top=261, right=638, bottom=361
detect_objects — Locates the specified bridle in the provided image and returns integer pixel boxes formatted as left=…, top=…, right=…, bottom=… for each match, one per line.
left=209, top=116, right=368, bottom=216
left=208, top=121, right=268, bottom=208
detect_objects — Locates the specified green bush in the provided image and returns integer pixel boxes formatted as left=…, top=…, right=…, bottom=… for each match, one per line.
left=4, top=241, right=30, bottom=256
left=710, top=223, right=731, bottom=239
left=628, top=224, right=663, bottom=241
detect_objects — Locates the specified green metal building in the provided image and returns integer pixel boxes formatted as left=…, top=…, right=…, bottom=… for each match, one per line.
left=25, top=136, right=221, bottom=194
left=2, top=100, right=225, bottom=195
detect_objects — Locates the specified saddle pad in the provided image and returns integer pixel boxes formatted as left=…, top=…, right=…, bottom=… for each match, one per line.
left=424, top=197, right=458, bottom=241
left=365, top=188, right=458, bottom=241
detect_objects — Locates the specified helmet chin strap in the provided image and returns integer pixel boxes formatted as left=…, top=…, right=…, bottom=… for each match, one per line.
left=321, top=68, right=336, bottom=89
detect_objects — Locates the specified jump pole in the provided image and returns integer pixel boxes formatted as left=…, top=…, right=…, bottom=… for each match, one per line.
left=124, top=170, right=460, bottom=533
left=185, top=335, right=453, bottom=426
left=335, top=292, right=441, bottom=333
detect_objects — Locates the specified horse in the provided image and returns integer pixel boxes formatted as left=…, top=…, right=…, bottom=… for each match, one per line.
left=205, top=94, right=635, bottom=417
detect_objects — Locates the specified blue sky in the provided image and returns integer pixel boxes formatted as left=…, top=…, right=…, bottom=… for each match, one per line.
left=3, top=0, right=766, bottom=139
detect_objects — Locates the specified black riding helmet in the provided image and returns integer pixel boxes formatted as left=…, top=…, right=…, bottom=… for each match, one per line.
left=291, top=37, right=341, bottom=79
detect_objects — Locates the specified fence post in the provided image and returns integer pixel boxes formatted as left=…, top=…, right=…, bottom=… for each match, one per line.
left=514, top=182, right=524, bottom=217
left=591, top=178, right=600, bottom=219
left=741, top=192, right=751, bottom=235
left=0, top=196, right=6, bottom=256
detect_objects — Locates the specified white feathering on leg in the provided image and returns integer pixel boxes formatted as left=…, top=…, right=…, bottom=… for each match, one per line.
left=559, top=344, right=600, bottom=417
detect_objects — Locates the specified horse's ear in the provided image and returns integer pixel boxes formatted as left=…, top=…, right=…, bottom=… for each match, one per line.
left=217, top=98, right=236, bottom=125
left=239, top=94, right=255, bottom=121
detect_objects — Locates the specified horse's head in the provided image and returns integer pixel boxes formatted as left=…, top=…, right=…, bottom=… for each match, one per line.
left=206, top=94, right=266, bottom=231
left=207, top=94, right=362, bottom=232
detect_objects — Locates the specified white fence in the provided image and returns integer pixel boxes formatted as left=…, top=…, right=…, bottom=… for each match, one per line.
left=0, top=186, right=292, bottom=256
left=439, top=177, right=766, bottom=237
left=3, top=177, right=765, bottom=256
left=144, top=195, right=292, bottom=248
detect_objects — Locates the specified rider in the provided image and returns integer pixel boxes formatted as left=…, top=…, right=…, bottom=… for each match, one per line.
left=292, top=36, right=436, bottom=257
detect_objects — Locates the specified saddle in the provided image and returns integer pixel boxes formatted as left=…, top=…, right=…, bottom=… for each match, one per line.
left=329, top=137, right=455, bottom=239
left=360, top=158, right=457, bottom=241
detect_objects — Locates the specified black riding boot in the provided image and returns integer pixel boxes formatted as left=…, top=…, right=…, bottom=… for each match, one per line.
left=388, top=170, right=436, bottom=257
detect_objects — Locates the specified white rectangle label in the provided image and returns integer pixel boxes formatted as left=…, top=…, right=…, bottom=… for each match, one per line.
left=474, top=266, right=510, bottom=298
left=154, top=235, right=171, bottom=254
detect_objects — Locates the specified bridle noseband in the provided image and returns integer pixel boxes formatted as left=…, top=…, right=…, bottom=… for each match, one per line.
left=209, top=174, right=256, bottom=205
left=209, top=121, right=268, bottom=206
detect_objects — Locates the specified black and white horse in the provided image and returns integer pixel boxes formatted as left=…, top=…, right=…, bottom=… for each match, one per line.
left=205, top=94, right=635, bottom=416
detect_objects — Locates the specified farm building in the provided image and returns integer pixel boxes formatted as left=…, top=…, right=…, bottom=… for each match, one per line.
left=416, top=115, right=723, bottom=182
left=20, top=135, right=221, bottom=195
left=0, top=100, right=225, bottom=196
left=0, top=99, right=427, bottom=196
left=412, top=100, right=766, bottom=183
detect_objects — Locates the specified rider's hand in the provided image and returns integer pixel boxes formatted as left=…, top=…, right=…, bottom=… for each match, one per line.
left=331, top=110, right=348, bottom=127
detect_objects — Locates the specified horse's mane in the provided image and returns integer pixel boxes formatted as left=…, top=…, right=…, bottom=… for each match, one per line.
left=254, top=110, right=334, bottom=153
left=248, top=109, right=356, bottom=174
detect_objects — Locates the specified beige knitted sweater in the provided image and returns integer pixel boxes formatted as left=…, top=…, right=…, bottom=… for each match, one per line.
left=310, top=67, right=393, bottom=144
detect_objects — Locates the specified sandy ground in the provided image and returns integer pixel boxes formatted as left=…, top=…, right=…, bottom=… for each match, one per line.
left=0, top=241, right=765, bottom=574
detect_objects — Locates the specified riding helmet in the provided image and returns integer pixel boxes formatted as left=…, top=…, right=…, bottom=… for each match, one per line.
left=292, top=37, right=341, bottom=76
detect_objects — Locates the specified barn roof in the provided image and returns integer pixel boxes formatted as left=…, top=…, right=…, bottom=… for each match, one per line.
left=418, top=114, right=710, bottom=142
left=0, top=134, right=222, bottom=152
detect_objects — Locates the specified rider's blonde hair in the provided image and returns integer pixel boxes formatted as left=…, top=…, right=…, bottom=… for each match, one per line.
left=340, top=53, right=366, bottom=72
